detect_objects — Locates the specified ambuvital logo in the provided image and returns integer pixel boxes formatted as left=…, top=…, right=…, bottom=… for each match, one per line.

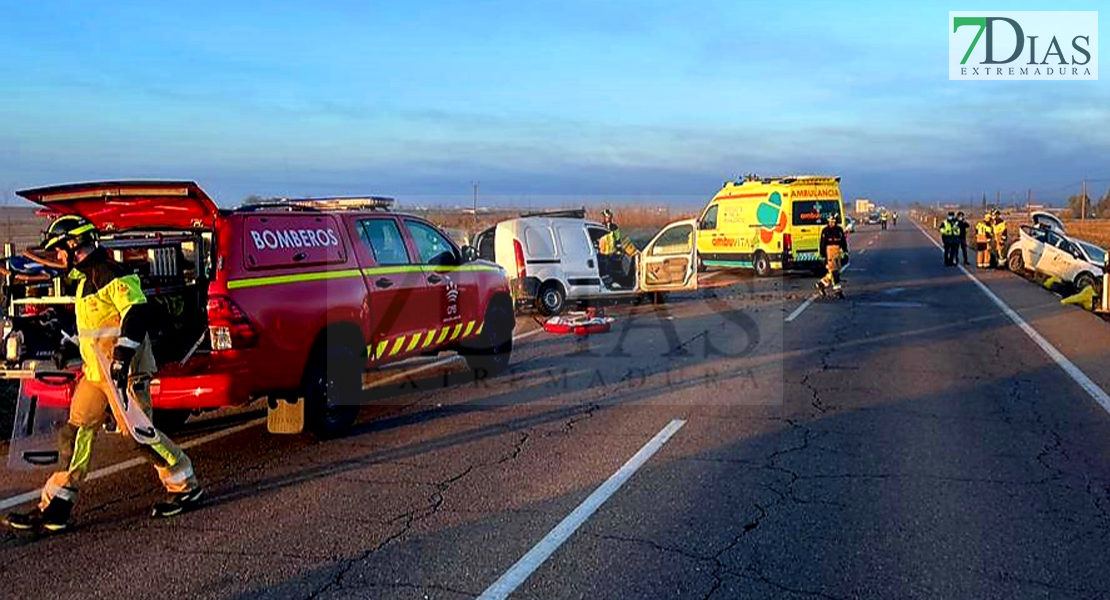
left=950, top=11, right=1097, bottom=80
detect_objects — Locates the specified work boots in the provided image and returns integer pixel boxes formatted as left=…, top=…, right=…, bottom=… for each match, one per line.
left=151, top=488, right=204, bottom=518
left=4, top=498, right=74, bottom=533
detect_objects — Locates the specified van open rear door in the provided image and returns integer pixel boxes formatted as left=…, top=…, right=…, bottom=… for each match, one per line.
left=639, top=219, right=698, bottom=292
left=17, top=181, right=219, bottom=231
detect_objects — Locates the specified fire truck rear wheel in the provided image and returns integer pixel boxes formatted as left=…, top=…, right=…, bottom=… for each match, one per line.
left=462, top=302, right=514, bottom=378
left=304, top=342, right=362, bottom=439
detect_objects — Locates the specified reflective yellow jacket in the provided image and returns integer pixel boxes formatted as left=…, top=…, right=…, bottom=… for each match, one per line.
left=72, top=255, right=155, bottom=382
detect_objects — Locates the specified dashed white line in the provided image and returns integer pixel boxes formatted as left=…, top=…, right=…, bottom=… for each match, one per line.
left=0, top=326, right=547, bottom=512
left=912, top=220, right=1110, bottom=414
left=785, top=296, right=817, bottom=322
left=477, top=419, right=686, bottom=600
left=785, top=263, right=852, bottom=322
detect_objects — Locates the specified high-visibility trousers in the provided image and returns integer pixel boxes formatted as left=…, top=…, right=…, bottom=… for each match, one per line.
left=39, top=377, right=198, bottom=510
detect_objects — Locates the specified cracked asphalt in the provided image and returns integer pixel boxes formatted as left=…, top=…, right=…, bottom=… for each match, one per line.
left=5, top=220, right=1110, bottom=599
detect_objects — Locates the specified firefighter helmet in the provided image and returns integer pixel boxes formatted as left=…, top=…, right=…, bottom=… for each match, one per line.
left=41, top=214, right=99, bottom=250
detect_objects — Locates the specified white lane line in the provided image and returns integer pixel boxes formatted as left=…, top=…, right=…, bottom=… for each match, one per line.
left=785, top=263, right=852, bottom=322
left=0, top=327, right=546, bottom=511
left=785, top=296, right=818, bottom=322
left=912, top=221, right=1110, bottom=414
left=477, top=419, right=686, bottom=600
left=859, top=249, right=867, bottom=255
left=0, top=417, right=266, bottom=512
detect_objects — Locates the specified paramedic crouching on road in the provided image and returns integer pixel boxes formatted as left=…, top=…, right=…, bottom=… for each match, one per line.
left=5, top=215, right=203, bottom=533
left=816, top=214, right=847, bottom=297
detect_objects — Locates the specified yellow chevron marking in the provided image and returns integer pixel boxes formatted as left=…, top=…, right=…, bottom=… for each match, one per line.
left=389, top=336, right=406, bottom=356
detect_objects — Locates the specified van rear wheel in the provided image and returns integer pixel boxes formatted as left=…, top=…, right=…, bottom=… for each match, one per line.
left=537, top=282, right=566, bottom=316
left=753, top=252, right=772, bottom=277
left=304, top=343, right=362, bottom=439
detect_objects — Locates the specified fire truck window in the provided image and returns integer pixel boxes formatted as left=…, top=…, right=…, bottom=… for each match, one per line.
left=358, top=219, right=411, bottom=266
left=405, top=220, right=460, bottom=266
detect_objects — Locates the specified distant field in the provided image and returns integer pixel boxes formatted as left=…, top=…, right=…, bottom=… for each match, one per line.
left=0, top=207, right=42, bottom=251
left=1061, top=220, right=1110, bottom=249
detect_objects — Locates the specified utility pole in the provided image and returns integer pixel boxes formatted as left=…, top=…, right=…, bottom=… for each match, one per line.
left=1026, top=188, right=1031, bottom=208
left=1082, top=179, right=1087, bottom=220
left=472, top=181, right=479, bottom=231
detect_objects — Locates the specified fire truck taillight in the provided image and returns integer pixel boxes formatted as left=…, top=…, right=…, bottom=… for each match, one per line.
left=207, top=295, right=257, bottom=351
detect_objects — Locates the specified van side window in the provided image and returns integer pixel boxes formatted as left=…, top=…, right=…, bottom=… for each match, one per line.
left=523, top=226, right=556, bottom=259
left=358, top=219, right=411, bottom=266
left=475, top=227, right=497, bottom=261
left=404, top=220, right=460, bottom=266
left=700, top=204, right=719, bottom=230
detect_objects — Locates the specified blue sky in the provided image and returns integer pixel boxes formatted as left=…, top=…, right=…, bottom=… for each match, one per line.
left=0, top=1, right=1105, bottom=207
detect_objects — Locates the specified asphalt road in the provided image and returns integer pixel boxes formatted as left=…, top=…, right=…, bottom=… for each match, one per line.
left=5, top=221, right=1110, bottom=599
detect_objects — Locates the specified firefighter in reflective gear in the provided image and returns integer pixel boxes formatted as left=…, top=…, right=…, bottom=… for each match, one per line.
left=5, top=215, right=202, bottom=533
left=975, top=214, right=993, bottom=268
left=991, top=210, right=1008, bottom=268
left=816, top=214, right=847, bottom=297
left=597, top=209, right=636, bottom=288
left=939, top=212, right=960, bottom=266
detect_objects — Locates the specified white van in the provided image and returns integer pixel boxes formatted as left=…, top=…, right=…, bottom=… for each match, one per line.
left=473, top=210, right=699, bottom=315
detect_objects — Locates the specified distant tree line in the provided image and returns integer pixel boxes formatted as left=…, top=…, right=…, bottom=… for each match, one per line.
left=1067, top=185, right=1110, bottom=219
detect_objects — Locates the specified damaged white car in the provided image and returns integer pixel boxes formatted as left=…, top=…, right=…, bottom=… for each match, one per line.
left=1008, top=211, right=1105, bottom=291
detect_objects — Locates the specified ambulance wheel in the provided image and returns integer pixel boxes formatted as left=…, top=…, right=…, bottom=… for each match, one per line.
left=537, top=282, right=566, bottom=316
left=304, top=342, right=362, bottom=439
left=152, top=410, right=191, bottom=432
left=463, top=302, right=514, bottom=377
left=753, top=252, right=772, bottom=277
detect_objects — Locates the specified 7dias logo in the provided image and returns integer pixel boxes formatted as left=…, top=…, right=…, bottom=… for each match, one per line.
left=950, top=11, right=1097, bottom=80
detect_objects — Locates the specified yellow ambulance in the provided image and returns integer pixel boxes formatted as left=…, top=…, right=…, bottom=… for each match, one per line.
left=695, top=175, right=846, bottom=276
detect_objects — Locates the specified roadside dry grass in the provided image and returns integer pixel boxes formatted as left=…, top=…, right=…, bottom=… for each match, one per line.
left=1061, top=220, right=1110, bottom=249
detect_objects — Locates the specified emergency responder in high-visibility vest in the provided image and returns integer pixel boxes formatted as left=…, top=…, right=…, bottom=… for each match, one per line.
left=598, top=209, right=635, bottom=288
left=956, top=211, right=971, bottom=266
left=975, top=214, right=993, bottom=268
left=939, top=212, right=960, bottom=266
left=816, top=214, right=847, bottom=297
left=991, top=210, right=1007, bottom=268
left=5, top=215, right=203, bottom=533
